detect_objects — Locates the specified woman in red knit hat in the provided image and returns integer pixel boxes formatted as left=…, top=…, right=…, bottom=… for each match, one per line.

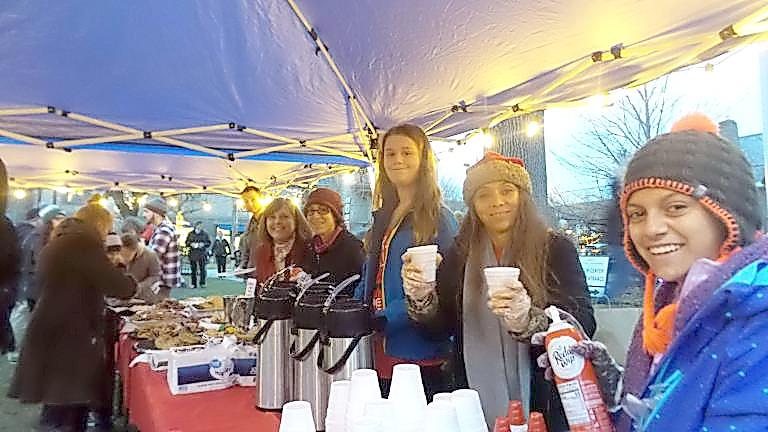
left=303, top=187, right=365, bottom=290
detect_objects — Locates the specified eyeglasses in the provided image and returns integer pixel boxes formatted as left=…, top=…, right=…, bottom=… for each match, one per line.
left=305, top=206, right=331, bottom=216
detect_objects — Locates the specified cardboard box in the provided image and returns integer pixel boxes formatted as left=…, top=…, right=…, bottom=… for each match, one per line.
left=166, top=345, right=236, bottom=395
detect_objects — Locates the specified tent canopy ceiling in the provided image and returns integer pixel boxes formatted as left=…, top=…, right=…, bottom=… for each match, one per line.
left=0, top=0, right=766, bottom=193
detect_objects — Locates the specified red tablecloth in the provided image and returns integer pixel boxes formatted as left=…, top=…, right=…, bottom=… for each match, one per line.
left=117, top=335, right=281, bottom=432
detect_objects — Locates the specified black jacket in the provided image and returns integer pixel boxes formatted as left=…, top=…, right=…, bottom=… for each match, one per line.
left=305, top=230, right=365, bottom=290
left=186, top=229, right=212, bottom=260
left=425, top=233, right=596, bottom=432
left=0, top=216, right=20, bottom=353
left=212, top=238, right=231, bottom=257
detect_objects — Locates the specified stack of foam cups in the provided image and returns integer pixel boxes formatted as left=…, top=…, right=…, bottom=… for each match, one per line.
left=423, top=400, right=462, bottom=432
left=483, top=267, right=520, bottom=296
left=406, top=245, right=439, bottom=282
left=279, top=401, right=316, bottom=432
left=350, top=417, right=380, bottom=432
left=388, top=364, right=428, bottom=432
left=325, top=380, right=352, bottom=432
left=361, top=398, right=392, bottom=432
left=451, top=389, right=489, bottom=432
left=345, top=369, right=382, bottom=431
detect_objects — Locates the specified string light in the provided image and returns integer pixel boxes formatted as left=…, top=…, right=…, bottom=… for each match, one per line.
left=466, top=129, right=493, bottom=148
left=586, top=93, right=610, bottom=109
left=202, top=202, right=212, bottom=212
left=13, top=189, right=27, bottom=199
left=98, top=197, right=110, bottom=207
left=236, top=198, right=245, bottom=209
left=168, top=197, right=179, bottom=208
left=342, top=172, right=355, bottom=185
left=526, top=121, right=542, bottom=137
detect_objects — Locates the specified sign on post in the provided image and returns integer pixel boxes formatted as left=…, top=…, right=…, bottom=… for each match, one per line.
left=578, top=256, right=610, bottom=297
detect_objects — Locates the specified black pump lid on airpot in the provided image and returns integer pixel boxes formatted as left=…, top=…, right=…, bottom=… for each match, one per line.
left=323, top=298, right=373, bottom=338
left=255, top=288, right=293, bottom=320
left=294, top=292, right=352, bottom=330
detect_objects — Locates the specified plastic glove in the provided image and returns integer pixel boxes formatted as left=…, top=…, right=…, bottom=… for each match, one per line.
left=531, top=308, right=624, bottom=410
left=487, top=280, right=531, bottom=333
left=400, top=251, right=442, bottom=301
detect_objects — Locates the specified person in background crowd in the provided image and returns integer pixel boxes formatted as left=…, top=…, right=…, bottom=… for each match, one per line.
left=0, top=158, right=21, bottom=356
left=250, top=198, right=313, bottom=283
left=104, top=232, right=123, bottom=263
left=143, top=198, right=181, bottom=290
left=186, top=221, right=211, bottom=288
left=536, top=114, right=768, bottom=431
left=121, top=233, right=165, bottom=303
left=355, top=124, right=458, bottom=398
left=239, top=185, right=265, bottom=270
left=303, top=187, right=365, bottom=289
left=403, top=152, right=596, bottom=429
left=9, top=204, right=136, bottom=432
left=120, top=216, right=145, bottom=238
left=18, top=204, right=66, bottom=312
left=212, top=230, right=232, bottom=276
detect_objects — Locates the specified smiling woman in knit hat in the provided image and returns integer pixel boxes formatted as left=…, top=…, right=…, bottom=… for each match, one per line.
left=302, top=187, right=365, bottom=287
left=402, top=151, right=595, bottom=430
left=538, top=114, right=768, bottom=431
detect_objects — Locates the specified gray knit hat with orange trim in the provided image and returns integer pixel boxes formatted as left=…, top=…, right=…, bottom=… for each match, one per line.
left=620, top=113, right=762, bottom=274
left=463, top=151, right=532, bottom=205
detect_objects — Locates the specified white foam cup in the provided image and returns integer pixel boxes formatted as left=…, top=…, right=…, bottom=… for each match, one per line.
left=423, top=400, right=462, bottom=432
left=451, top=389, right=489, bottom=432
left=280, top=400, right=316, bottom=432
left=406, top=245, right=439, bottom=282
left=483, top=267, right=520, bottom=296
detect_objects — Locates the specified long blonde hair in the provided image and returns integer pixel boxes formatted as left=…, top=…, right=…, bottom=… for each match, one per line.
left=256, top=198, right=313, bottom=246
left=457, top=188, right=552, bottom=307
left=373, top=124, right=443, bottom=244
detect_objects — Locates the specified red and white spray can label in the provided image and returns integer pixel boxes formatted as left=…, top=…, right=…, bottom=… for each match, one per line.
left=545, top=308, right=613, bottom=432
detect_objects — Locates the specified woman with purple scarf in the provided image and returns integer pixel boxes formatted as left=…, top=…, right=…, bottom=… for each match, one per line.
left=537, top=114, right=768, bottom=431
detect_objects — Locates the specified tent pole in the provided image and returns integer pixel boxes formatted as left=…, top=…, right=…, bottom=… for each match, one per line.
left=303, top=144, right=370, bottom=163
left=233, top=143, right=300, bottom=159
left=239, top=127, right=299, bottom=144
left=0, top=107, right=49, bottom=116
left=0, top=128, right=47, bottom=146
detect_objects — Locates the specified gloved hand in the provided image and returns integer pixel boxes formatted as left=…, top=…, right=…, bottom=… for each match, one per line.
left=531, top=307, right=624, bottom=410
left=487, top=280, right=532, bottom=333
left=400, top=251, right=442, bottom=301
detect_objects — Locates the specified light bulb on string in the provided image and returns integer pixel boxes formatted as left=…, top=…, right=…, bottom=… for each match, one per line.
left=202, top=202, right=212, bottom=212
left=526, top=121, right=541, bottom=137
left=13, top=189, right=27, bottom=200
left=342, top=172, right=355, bottom=185
left=466, top=129, right=493, bottom=149
left=98, top=198, right=110, bottom=207
left=236, top=198, right=245, bottom=209
left=168, top=198, right=179, bottom=208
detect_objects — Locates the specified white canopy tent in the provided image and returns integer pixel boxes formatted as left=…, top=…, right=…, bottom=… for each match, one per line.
left=0, top=1, right=766, bottom=194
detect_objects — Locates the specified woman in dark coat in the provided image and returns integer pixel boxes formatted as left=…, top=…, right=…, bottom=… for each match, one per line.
left=9, top=206, right=136, bottom=432
left=303, top=187, right=365, bottom=288
left=0, top=158, right=21, bottom=354
left=403, top=153, right=596, bottom=430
